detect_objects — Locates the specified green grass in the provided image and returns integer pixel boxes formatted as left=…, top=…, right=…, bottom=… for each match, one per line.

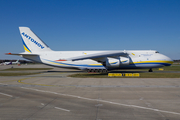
left=0, top=72, right=40, bottom=76
left=1, top=66, right=180, bottom=77
left=140, top=73, right=180, bottom=78
left=69, top=73, right=109, bottom=78
left=0, top=68, right=52, bottom=76
left=155, top=66, right=180, bottom=71
left=115, top=66, right=180, bottom=72
left=69, top=66, right=180, bottom=78
left=69, top=73, right=180, bottom=78
left=1, top=68, right=53, bottom=71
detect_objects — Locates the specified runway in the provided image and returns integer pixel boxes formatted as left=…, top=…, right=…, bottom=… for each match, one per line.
left=0, top=65, right=180, bottom=120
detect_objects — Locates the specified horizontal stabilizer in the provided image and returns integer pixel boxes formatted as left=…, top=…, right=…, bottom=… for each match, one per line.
left=5, top=53, right=39, bottom=56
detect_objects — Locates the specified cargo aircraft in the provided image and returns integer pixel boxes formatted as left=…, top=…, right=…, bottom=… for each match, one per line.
left=6, top=27, right=173, bottom=72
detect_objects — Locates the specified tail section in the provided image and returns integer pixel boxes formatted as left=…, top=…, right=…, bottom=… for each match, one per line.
left=19, top=27, right=52, bottom=53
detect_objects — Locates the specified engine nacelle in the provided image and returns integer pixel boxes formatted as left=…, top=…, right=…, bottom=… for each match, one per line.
left=105, top=58, right=120, bottom=68
left=120, top=56, right=130, bottom=66
left=105, top=57, right=130, bottom=68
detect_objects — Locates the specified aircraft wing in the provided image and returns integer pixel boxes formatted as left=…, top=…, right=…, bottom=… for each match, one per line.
left=67, top=51, right=128, bottom=61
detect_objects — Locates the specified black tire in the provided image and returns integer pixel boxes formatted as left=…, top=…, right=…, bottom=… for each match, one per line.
left=149, top=68, right=153, bottom=72
left=102, top=69, right=107, bottom=73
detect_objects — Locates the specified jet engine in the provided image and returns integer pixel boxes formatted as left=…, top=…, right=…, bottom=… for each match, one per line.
left=104, top=56, right=130, bottom=68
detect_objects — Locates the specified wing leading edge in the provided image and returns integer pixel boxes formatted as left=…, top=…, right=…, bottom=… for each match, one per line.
left=67, top=51, right=128, bottom=61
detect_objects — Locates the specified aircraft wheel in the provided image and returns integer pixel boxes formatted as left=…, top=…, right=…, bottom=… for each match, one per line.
left=87, top=69, right=91, bottom=73
left=149, top=68, right=153, bottom=72
left=102, top=69, right=107, bottom=73
left=95, top=69, right=98, bottom=73
left=99, top=69, right=103, bottom=73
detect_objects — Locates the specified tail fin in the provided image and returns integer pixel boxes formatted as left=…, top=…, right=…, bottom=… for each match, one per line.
left=19, top=27, right=52, bottom=53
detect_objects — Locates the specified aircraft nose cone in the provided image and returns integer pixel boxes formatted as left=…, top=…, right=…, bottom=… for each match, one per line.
left=164, top=56, right=174, bottom=66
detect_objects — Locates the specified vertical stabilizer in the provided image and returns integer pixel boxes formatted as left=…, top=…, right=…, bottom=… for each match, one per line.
left=19, top=27, right=52, bottom=53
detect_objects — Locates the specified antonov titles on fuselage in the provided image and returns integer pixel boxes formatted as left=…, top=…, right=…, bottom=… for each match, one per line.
left=6, top=27, right=173, bottom=72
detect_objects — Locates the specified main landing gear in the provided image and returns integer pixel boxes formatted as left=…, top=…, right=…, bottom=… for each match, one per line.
left=86, top=69, right=108, bottom=73
left=149, top=68, right=153, bottom=72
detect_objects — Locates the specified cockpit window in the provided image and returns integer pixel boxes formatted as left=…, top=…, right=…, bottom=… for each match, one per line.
left=155, top=51, right=159, bottom=53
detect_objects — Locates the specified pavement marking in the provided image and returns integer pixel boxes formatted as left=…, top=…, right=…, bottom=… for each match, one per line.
left=17, top=77, right=57, bottom=87
left=0, top=92, right=13, bottom=97
left=54, top=107, right=70, bottom=112
left=1, top=79, right=22, bottom=83
left=21, top=87, right=180, bottom=115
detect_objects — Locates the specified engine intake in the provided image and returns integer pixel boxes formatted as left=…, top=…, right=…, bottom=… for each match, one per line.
left=105, top=57, right=130, bottom=68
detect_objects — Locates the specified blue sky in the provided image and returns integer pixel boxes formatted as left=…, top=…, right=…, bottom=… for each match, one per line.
left=0, top=0, right=180, bottom=60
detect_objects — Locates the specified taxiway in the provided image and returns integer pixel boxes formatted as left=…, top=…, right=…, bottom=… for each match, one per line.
left=0, top=64, right=180, bottom=120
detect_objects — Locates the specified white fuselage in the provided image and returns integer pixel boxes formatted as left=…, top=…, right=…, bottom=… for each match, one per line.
left=22, top=50, right=173, bottom=70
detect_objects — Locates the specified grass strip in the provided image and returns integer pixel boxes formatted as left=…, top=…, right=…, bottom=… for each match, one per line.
left=69, top=73, right=108, bottom=78
left=117, top=66, right=180, bottom=72
left=1, top=68, right=53, bottom=71
left=69, top=73, right=180, bottom=78
left=140, top=73, right=180, bottom=78
left=161, top=66, right=180, bottom=71
left=0, top=72, right=40, bottom=76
